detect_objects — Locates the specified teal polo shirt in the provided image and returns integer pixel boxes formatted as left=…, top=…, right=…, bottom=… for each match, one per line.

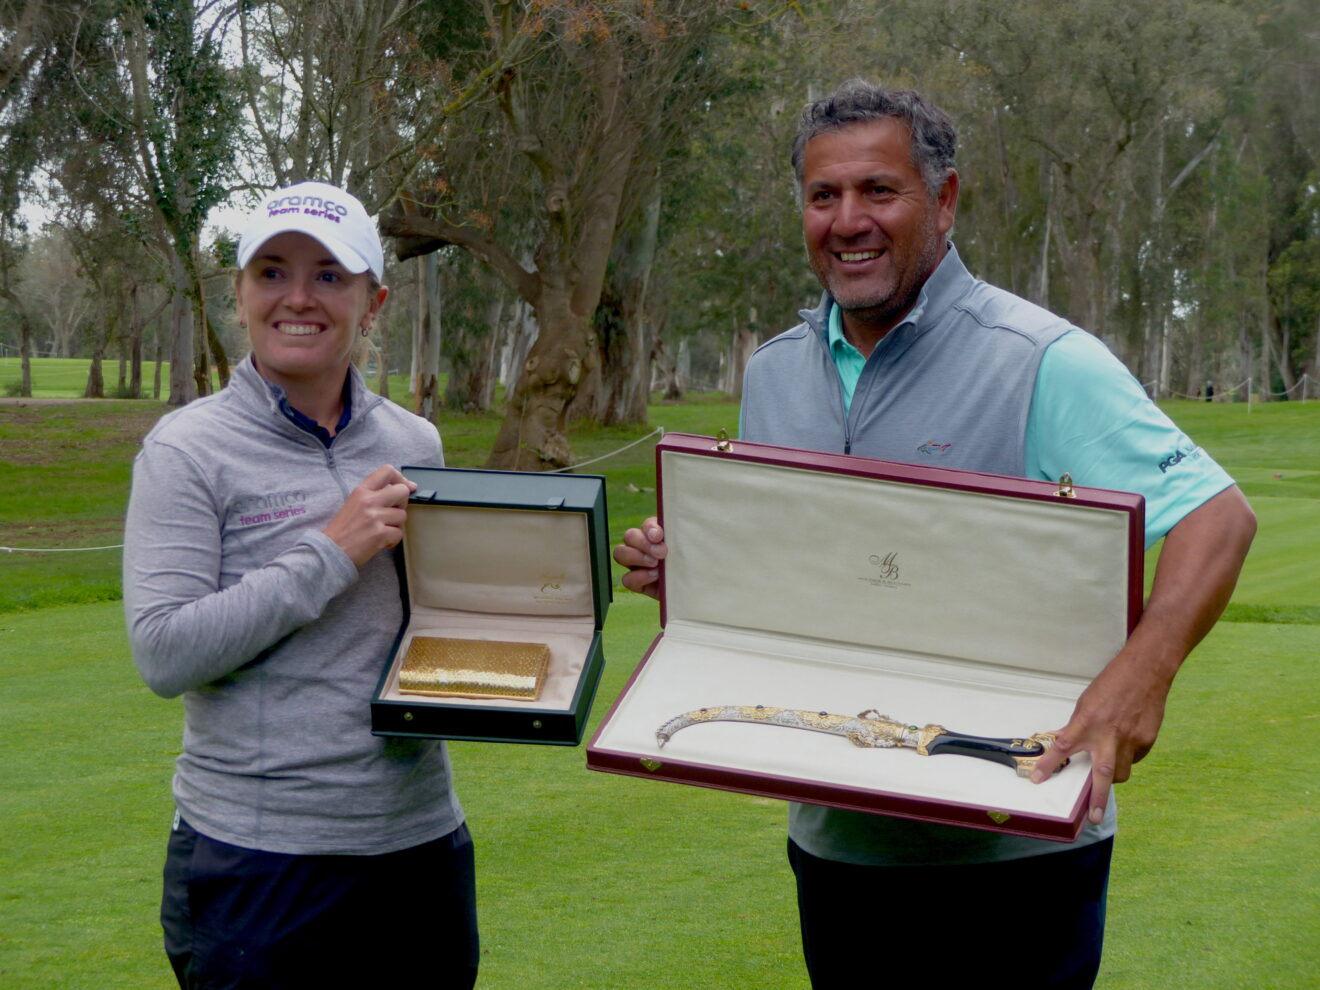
left=827, top=303, right=1233, bottom=547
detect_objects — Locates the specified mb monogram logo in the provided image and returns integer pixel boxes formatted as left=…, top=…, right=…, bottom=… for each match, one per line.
left=868, top=552, right=900, bottom=580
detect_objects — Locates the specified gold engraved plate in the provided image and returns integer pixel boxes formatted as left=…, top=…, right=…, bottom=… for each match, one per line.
left=398, top=637, right=551, bottom=701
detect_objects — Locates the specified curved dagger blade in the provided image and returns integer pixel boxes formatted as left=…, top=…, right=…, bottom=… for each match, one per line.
left=655, top=705, right=1065, bottom=778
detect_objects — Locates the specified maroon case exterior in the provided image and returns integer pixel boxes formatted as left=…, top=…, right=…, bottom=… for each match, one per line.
left=586, top=433, right=1145, bottom=841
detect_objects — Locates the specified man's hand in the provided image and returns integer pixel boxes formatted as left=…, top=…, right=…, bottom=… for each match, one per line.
left=1030, top=485, right=1256, bottom=824
left=613, top=517, right=667, bottom=599
left=323, top=465, right=417, bottom=567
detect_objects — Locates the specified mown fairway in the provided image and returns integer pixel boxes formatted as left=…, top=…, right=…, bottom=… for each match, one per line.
left=0, top=392, right=1315, bottom=989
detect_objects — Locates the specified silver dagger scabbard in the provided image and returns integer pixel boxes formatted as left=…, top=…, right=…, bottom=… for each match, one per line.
left=655, top=705, right=1065, bottom=778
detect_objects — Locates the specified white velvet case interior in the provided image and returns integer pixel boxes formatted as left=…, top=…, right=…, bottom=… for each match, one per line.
left=593, top=450, right=1136, bottom=819
left=377, top=504, right=596, bottom=710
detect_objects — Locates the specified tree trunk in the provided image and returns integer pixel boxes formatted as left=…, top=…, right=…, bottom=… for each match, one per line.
left=1267, top=311, right=1298, bottom=396
left=675, top=337, right=691, bottom=395
left=84, top=308, right=107, bottom=398
left=502, top=299, right=538, bottom=393
left=445, top=293, right=502, bottom=412
left=412, top=253, right=442, bottom=420
left=193, top=305, right=211, bottom=398
left=204, top=298, right=230, bottom=389
left=1184, top=321, right=1204, bottom=399
left=485, top=287, right=594, bottom=470
left=591, top=186, right=661, bottom=425
left=721, top=318, right=758, bottom=399
left=652, top=337, right=683, bottom=400
left=153, top=325, right=163, bottom=400
left=16, top=308, right=32, bottom=397
left=167, top=252, right=195, bottom=406
left=129, top=282, right=142, bottom=399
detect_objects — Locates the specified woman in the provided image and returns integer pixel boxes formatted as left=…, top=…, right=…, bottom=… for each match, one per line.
left=123, top=182, right=477, bottom=988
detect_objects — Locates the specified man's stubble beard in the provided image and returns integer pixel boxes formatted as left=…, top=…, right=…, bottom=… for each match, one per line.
left=814, top=207, right=942, bottom=331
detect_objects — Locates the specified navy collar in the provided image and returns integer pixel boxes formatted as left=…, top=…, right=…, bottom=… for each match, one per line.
left=278, top=383, right=352, bottom=448
left=245, top=356, right=354, bottom=448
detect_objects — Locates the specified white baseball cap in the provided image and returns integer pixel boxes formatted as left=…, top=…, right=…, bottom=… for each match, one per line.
left=236, top=181, right=385, bottom=281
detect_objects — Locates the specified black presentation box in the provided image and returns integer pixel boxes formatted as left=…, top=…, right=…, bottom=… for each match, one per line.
left=371, top=466, right=611, bottom=745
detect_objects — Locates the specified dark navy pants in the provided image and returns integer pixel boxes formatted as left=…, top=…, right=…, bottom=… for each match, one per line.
left=162, top=816, right=478, bottom=990
left=788, top=836, right=1112, bottom=989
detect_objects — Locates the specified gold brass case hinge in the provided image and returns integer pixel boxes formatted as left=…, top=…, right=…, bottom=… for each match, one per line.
left=712, top=429, right=733, bottom=453
left=1054, top=473, right=1076, bottom=498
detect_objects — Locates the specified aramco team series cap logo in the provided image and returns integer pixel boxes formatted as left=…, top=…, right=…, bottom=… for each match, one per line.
left=236, top=180, right=385, bottom=280
left=262, top=192, right=351, bottom=225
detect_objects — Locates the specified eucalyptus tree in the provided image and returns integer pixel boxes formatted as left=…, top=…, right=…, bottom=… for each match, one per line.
left=53, top=0, right=243, bottom=404
left=383, top=0, right=750, bottom=470
left=906, top=0, right=1259, bottom=383
left=233, top=0, right=533, bottom=417
left=1254, top=0, right=1320, bottom=395
left=53, top=146, right=165, bottom=397
left=658, top=15, right=821, bottom=401
left=233, top=0, right=499, bottom=192
left=19, top=228, right=95, bottom=358
left=0, top=0, right=101, bottom=395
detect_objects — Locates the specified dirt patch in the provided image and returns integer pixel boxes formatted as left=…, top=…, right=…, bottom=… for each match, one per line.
left=0, top=517, right=126, bottom=548
left=0, top=397, right=97, bottom=406
left=0, top=402, right=167, bottom=466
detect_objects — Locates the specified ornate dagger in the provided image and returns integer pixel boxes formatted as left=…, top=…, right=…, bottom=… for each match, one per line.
left=655, top=705, right=1065, bottom=778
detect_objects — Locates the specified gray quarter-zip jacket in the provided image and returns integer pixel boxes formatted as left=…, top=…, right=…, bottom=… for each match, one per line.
left=124, top=356, right=462, bottom=855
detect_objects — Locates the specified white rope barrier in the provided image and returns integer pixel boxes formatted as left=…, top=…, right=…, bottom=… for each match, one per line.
left=2, top=543, right=124, bottom=553
left=1145, top=375, right=1320, bottom=401
left=550, top=426, right=665, bottom=473
left=0, top=344, right=63, bottom=359
left=3, top=427, right=671, bottom=550
left=1262, top=375, right=1315, bottom=398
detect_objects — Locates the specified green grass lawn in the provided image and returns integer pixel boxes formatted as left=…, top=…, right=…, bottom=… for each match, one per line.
left=1, top=390, right=1316, bottom=988
left=0, top=356, right=181, bottom=398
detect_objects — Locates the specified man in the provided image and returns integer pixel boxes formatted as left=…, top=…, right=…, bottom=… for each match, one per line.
left=615, top=80, right=1255, bottom=988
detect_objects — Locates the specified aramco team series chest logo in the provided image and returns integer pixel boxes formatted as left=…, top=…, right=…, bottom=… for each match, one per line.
left=868, top=552, right=900, bottom=580
left=230, top=490, right=310, bottom=527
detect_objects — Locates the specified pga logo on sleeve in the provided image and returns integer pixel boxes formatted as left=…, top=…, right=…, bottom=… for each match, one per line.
left=1158, top=444, right=1201, bottom=474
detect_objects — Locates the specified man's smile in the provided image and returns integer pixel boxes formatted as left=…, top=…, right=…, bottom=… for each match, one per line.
left=837, top=250, right=883, bottom=262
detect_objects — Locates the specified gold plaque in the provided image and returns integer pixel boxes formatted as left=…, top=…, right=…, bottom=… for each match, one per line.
left=398, top=637, right=550, bottom=701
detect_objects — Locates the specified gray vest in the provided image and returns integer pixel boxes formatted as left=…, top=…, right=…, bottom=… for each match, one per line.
left=743, top=247, right=1106, bottom=865
left=742, top=246, right=1071, bottom=478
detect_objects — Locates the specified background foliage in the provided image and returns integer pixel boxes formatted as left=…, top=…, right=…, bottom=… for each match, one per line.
left=0, top=0, right=1316, bottom=459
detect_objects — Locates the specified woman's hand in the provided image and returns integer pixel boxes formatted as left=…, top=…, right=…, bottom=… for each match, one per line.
left=323, top=465, right=417, bottom=566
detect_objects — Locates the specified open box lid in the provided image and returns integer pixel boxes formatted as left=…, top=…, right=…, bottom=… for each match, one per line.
left=402, top=466, right=612, bottom=628
left=587, top=434, right=1144, bottom=839
left=656, top=434, right=1144, bottom=680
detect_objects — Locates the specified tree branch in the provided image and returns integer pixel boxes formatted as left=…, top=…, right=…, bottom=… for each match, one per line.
left=380, top=205, right=540, bottom=307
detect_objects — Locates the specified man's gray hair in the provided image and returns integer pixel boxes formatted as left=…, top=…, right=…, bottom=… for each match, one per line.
left=791, top=80, right=957, bottom=198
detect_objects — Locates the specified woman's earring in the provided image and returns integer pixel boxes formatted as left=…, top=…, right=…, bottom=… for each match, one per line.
left=360, top=326, right=370, bottom=337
